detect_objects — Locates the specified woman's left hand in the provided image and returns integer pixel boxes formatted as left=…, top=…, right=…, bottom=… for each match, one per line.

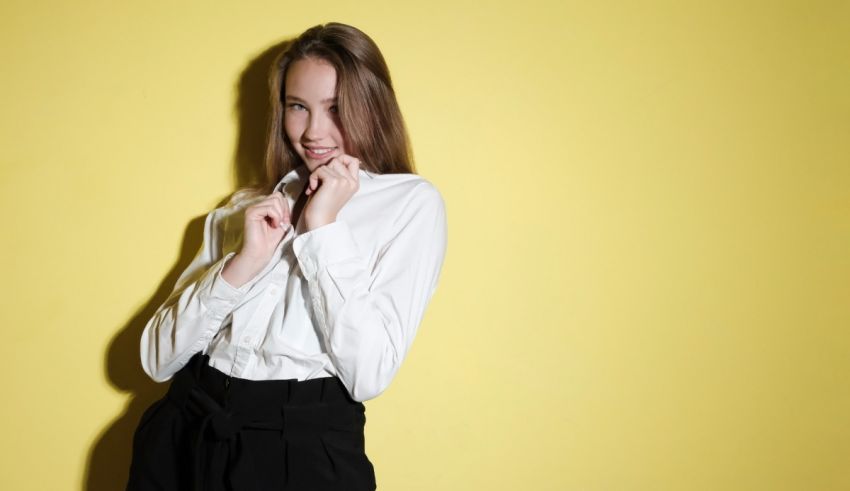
left=302, top=154, right=361, bottom=231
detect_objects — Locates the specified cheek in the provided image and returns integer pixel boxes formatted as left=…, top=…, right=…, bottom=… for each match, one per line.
left=332, top=120, right=347, bottom=149
left=283, top=114, right=303, bottom=143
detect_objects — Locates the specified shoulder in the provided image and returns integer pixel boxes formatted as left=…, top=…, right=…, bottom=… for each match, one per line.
left=209, top=188, right=265, bottom=221
left=399, top=176, right=445, bottom=217
left=203, top=188, right=266, bottom=249
left=362, top=172, right=445, bottom=212
left=226, top=187, right=266, bottom=210
left=359, top=174, right=445, bottom=234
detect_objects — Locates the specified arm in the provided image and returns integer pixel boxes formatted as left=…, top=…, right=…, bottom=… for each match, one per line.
left=139, top=204, right=267, bottom=382
left=292, top=182, right=448, bottom=401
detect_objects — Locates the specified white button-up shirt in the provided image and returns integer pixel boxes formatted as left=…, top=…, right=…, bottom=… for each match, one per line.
left=140, top=164, right=447, bottom=401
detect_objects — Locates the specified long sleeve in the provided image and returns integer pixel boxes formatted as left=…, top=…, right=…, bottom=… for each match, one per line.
left=140, top=205, right=266, bottom=382
left=292, top=182, right=448, bottom=401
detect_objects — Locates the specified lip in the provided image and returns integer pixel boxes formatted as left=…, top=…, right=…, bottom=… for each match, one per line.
left=303, top=145, right=337, bottom=160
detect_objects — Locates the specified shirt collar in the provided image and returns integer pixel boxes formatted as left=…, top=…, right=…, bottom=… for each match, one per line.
left=272, top=164, right=310, bottom=197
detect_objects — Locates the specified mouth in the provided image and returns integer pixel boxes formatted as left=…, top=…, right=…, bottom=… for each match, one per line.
left=303, top=146, right=338, bottom=160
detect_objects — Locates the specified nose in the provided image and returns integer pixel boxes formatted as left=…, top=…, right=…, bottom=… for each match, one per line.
left=304, top=111, right=331, bottom=141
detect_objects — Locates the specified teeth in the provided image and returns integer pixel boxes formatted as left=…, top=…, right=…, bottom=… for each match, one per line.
left=309, top=147, right=333, bottom=155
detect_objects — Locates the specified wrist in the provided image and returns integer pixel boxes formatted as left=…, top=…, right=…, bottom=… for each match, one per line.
left=304, top=213, right=336, bottom=231
left=232, top=251, right=271, bottom=272
left=221, top=252, right=268, bottom=288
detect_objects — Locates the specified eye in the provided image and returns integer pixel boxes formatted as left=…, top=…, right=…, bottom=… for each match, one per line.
left=329, top=105, right=338, bottom=114
left=287, top=103, right=306, bottom=111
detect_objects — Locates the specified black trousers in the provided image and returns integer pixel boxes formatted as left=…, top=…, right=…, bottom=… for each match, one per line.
left=126, top=353, right=376, bottom=490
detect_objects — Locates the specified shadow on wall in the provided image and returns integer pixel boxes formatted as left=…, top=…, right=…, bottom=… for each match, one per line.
left=83, top=38, right=294, bottom=490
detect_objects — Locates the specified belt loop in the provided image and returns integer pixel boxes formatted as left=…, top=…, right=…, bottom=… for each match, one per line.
left=319, top=377, right=327, bottom=402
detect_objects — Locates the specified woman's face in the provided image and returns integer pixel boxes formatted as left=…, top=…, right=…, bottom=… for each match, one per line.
left=283, top=57, right=347, bottom=172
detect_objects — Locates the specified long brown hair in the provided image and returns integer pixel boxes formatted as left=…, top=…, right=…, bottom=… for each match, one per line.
left=250, top=22, right=415, bottom=196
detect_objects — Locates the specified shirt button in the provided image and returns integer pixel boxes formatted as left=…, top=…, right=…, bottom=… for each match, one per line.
left=244, top=336, right=251, bottom=343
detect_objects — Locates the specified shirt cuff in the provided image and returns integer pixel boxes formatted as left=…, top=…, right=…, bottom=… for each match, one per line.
left=197, top=251, right=250, bottom=318
left=292, top=221, right=361, bottom=280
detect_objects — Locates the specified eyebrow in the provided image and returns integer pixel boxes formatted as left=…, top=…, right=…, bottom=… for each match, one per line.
left=285, top=95, right=338, bottom=104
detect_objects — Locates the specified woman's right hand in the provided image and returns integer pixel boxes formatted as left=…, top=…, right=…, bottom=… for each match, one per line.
left=240, top=191, right=291, bottom=262
left=221, top=192, right=290, bottom=288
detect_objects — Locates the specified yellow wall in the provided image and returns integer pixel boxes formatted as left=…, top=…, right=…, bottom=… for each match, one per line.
left=1, top=1, right=847, bottom=489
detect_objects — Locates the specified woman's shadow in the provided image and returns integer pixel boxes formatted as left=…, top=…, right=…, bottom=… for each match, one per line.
left=84, top=39, right=293, bottom=490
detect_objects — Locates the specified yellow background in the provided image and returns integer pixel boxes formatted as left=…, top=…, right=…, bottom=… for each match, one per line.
left=1, top=1, right=848, bottom=489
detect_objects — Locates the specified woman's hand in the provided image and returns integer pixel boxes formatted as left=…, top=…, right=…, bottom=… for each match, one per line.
left=302, top=154, right=361, bottom=231
left=221, top=192, right=290, bottom=288
left=241, top=191, right=291, bottom=261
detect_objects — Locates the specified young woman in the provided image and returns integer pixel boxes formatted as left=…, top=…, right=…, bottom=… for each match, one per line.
left=126, top=22, right=447, bottom=491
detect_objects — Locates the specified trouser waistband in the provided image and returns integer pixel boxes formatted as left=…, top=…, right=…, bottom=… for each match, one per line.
left=171, top=353, right=354, bottom=407
left=164, top=352, right=359, bottom=491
